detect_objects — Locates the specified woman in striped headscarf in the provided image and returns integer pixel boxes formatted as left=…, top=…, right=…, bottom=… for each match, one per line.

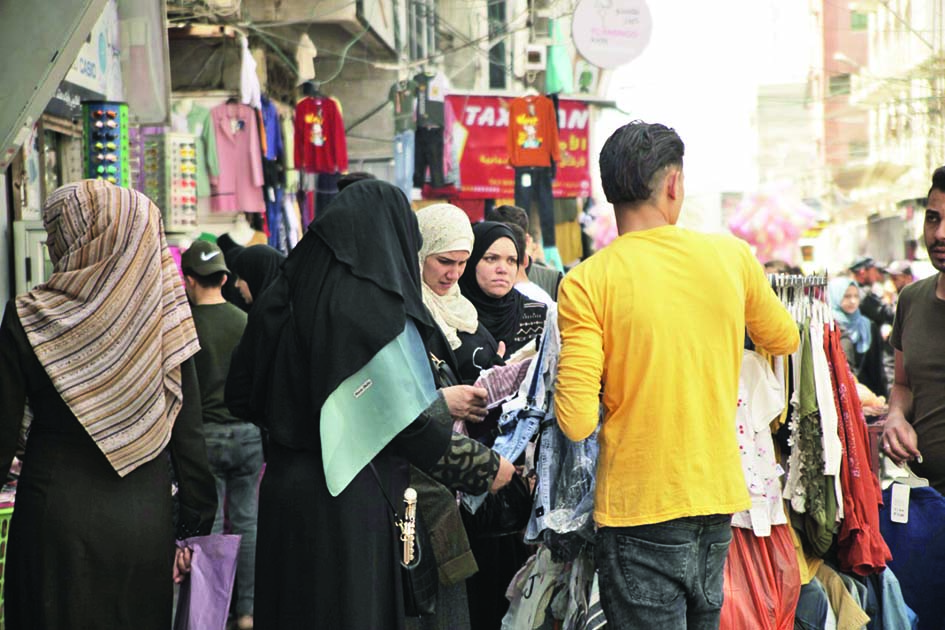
left=0, top=180, right=217, bottom=629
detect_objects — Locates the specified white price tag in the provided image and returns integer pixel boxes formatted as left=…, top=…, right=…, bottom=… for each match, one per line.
left=890, top=482, right=910, bottom=524
left=521, top=173, right=532, bottom=188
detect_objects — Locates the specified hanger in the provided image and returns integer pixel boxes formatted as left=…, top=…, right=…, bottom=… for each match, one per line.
left=523, top=70, right=539, bottom=97
left=895, top=462, right=929, bottom=487
left=226, top=95, right=239, bottom=105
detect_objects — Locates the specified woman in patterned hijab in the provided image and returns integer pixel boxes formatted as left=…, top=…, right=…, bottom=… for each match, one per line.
left=0, top=180, right=217, bottom=629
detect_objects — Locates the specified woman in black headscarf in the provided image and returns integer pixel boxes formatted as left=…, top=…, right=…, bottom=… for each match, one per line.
left=226, top=180, right=511, bottom=629
left=231, top=244, right=286, bottom=306
left=459, top=221, right=548, bottom=359
left=456, top=221, right=548, bottom=629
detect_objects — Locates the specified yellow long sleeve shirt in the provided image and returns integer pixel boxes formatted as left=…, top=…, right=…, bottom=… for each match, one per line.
left=555, top=226, right=800, bottom=527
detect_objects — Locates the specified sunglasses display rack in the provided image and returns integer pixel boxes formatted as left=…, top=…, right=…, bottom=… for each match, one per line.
left=132, top=126, right=168, bottom=213
left=81, top=101, right=131, bottom=186
left=164, top=132, right=199, bottom=231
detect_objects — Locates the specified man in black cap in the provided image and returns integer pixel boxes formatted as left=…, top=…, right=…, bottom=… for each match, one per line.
left=181, top=240, right=261, bottom=630
left=849, top=256, right=895, bottom=326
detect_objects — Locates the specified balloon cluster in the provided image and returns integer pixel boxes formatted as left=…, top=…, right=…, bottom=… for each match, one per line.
left=727, top=185, right=818, bottom=264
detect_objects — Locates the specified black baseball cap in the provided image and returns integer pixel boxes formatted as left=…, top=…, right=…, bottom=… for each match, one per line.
left=181, top=240, right=229, bottom=276
left=848, top=256, right=875, bottom=272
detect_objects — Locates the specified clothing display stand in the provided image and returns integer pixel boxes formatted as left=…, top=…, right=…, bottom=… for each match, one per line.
left=506, top=83, right=562, bottom=270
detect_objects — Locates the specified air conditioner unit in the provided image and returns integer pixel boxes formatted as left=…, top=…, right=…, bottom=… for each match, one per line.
left=205, top=0, right=241, bottom=13
left=524, top=44, right=547, bottom=72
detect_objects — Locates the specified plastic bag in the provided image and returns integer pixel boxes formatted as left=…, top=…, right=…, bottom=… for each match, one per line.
left=174, top=534, right=242, bottom=630
left=719, top=524, right=801, bottom=630
left=543, top=426, right=598, bottom=536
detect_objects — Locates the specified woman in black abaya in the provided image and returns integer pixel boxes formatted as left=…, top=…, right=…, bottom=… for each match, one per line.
left=226, top=181, right=508, bottom=629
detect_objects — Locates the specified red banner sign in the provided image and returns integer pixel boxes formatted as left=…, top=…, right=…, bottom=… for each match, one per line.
left=444, top=95, right=591, bottom=199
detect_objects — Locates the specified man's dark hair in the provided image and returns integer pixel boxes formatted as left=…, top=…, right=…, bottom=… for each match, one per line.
left=599, top=121, right=685, bottom=205
left=486, top=204, right=529, bottom=236
left=504, top=223, right=527, bottom=266
left=929, top=165, right=945, bottom=198
left=184, top=270, right=227, bottom=289
left=337, top=171, right=377, bottom=192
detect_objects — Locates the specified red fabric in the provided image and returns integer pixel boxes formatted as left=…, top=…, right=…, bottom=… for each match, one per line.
left=720, top=524, right=800, bottom=630
left=506, top=95, right=561, bottom=168
left=824, top=324, right=892, bottom=575
left=293, top=97, right=348, bottom=174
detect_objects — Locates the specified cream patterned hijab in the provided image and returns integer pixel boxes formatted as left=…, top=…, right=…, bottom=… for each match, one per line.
left=416, top=203, right=479, bottom=349
left=15, top=180, right=200, bottom=476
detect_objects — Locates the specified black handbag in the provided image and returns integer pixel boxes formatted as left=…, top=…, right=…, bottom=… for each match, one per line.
left=463, top=467, right=534, bottom=537
left=429, top=353, right=460, bottom=388
left=370, top=463, right=438, bottom=617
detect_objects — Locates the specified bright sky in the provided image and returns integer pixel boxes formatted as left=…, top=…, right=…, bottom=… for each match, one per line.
left=591, top=0, right=815, bottom=228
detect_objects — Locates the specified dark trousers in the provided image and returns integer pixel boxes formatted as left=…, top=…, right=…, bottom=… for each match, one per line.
left=595, top=515, right=733, bottom=629
left=513, top=166, right=555, bottom=246
left=414, top=125, right=446, bottom=188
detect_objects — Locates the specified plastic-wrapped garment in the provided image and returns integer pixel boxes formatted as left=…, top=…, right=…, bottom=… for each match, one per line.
left=719, top=524, right=801, bottom=630
left=174, top=534, right=242, bottom=630
left=543, top=423, right=598, bottom=536
left=525, top=420, right=600, bottom=555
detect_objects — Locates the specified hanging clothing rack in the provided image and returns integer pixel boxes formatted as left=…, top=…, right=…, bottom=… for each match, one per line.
left=768, top=273, right=828, bottom=289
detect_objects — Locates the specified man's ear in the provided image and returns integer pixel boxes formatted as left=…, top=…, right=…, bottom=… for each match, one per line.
left=666, top=169, right=680, bottom=201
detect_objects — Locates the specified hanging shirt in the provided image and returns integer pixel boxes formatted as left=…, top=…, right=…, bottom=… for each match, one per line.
left=170, top=102, right=218, bottom=198
left=208, top=102, right=265, bottom=213
left=414, top=72, right=449, bottom=128
left=260, top=95, right=284, bottom=162
left=507, top=95, right=561, bottom=168
left=389, top=80, right=417, bottom=134
left=555, top=226, right=800, bottom=527
left=826, top=325, right=892, bottom=575
left=732, top=350, right=787, bottom=536
left=294, top=96, right=348, bottom=174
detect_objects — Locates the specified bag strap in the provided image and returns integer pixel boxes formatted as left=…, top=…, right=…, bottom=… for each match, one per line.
left=369, top=462, right=400, bottom=517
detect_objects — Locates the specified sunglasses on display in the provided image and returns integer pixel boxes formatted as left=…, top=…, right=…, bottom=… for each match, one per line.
left=95, top=153, right=117, bottom=162
left=94, top=120, right=118, bottom=129
left=92, top=109, right=118, bottom=119
left=96, top=165, right=119, bottom=174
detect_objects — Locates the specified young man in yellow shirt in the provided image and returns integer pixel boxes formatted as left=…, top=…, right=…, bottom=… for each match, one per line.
left=555, top=121, right=799, bottom=628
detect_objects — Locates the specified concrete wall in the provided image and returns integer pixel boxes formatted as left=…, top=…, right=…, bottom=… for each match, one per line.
left=311, top=25, right=397, bottom=161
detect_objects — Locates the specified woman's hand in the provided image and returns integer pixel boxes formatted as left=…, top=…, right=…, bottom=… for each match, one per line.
left=883, top=411, right=922, bottom=466
left=442, top=385, right=488, bottom=423
left=173, top=546, right=193, bottom=584
left=490, top=456, right=515, bottom=493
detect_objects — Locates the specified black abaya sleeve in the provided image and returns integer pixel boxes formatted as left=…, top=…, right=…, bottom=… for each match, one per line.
left=391, top=394, right=499, bottom=495
left=0, top=303, right=27, bottom=480
left=169, top=359, right=218, bottom=539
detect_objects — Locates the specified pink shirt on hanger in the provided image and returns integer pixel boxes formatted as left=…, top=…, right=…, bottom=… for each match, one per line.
left=209, top=102, right=265, bottom=213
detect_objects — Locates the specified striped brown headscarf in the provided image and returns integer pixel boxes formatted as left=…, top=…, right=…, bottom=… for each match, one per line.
left=14, top=180, right=200, bottom=476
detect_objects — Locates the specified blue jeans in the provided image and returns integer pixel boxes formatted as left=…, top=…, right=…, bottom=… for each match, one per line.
left=595, top=515, right=733, bottom=629
left=204, top=422, right=264, bottom=617
left=393, top=130, right=415, bottom=198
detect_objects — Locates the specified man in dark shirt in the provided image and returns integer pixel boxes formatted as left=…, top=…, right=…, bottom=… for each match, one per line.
left=181, top=240, right=260, bottom=630
left=883, top=167, right=945, bottom=495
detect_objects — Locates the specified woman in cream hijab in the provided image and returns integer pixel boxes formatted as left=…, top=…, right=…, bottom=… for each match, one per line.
left=417, top=204, right=504, bottom=382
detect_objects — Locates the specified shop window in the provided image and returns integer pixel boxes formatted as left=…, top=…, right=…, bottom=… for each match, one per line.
left=851, top=11, right=868, bottom=31
left=849, top=140, right=869, bottom=160
left=829, top=73, right=851, bottom=96
left=408, top=0, right=437, bottom=62
left=488, top=0, right=507, bottom=89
